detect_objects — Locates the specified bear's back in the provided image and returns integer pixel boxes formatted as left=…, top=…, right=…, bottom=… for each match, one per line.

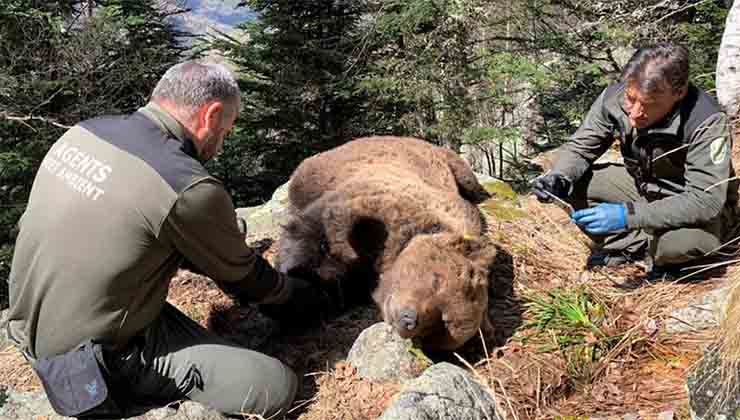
left=288, top=137, right=461, bottom=211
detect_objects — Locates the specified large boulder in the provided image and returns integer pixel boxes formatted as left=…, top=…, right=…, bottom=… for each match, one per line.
left=686, top=346, right=740, bottom=420
left=0, top=388, right=227, bottom=420
left=665, top=287, right=729, bottom=334
left=0, top=309, right=9, bottom=351
left=347, top=322, right=430, bottom=384
left=378, top=362, right=500, bottom=420
left=235, top=182, right=291, bottom=242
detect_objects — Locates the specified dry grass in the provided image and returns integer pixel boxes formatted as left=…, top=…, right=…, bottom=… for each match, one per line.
left=487, top=195, right=591, bottom=290
left=295, top=362, right=400, bottom=420
left=467, top=195, right=726, bottom=419
left=0, top=343, right=39, bottom=391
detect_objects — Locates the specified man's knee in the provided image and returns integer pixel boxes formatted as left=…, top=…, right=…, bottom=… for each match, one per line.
left=570, top=164, right=640, bottom=206
left=195, top=349, right=299, bottom=418
left=653, top=228, right=720, bottom=266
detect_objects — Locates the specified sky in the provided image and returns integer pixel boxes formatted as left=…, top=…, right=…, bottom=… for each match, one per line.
left=179, top=0, right=255, bottom=36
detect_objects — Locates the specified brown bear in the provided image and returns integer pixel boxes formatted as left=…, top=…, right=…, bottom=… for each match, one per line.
left=276, top=136, right=497, bottom=350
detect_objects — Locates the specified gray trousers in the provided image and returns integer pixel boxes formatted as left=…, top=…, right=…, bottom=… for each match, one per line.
left=104, top=303, right=297, bottom=418
left=570, top=164, right=731, bottom=267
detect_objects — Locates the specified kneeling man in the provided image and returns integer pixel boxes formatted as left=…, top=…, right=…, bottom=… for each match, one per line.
left=534, top=44, right=739, bottom=277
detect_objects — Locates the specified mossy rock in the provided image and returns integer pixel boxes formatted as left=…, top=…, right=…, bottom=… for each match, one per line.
left=235, top=182, right=291, bottom=241
left=481, top=180, right=517, bottom=201
left=407, top=339, right=434, bottom=369
left=479, top=199, right=526, bottom=221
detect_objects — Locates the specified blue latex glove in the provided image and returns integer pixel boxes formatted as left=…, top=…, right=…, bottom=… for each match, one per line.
left=571, top=203, right=626, bottom=234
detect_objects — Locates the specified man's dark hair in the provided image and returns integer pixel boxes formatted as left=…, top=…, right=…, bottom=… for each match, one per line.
left=621, top=44, right=690, bottom=94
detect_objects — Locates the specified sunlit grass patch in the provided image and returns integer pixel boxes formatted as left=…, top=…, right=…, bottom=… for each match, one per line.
left=519, top=285, right=619, bottom=383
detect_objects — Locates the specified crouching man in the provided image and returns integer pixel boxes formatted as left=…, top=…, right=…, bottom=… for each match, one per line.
left=533, top=44, right=739, bottom=277
left=4, top=61, right=328, bottom=418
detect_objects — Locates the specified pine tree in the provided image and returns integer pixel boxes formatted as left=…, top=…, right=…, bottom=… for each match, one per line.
left=0, top=0, right=187, bottom=295
left=207, top=0, right=370, bottom=204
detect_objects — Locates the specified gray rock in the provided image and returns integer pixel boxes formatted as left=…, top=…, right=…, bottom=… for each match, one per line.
left=378, top=362, right=500, bottom=420
left=236, top=181, right=291, bottom=241
left=0, top=387, right=225, bottom=420
left=666, top=287, right=729, bottom=334
left=475, top=173, right=498, bottom=184
left=347, top=322, right=429, bottom=383
left=657, top=410, right=674, bottom=420
left=0, top=388, right=71, bottom=419
left=622, top=414, right=639, bottom=420
left=174, top=401, right=227, bottom=420
left=139, top=402, right=225, bottom=420
left=0, top=309, right=9, bottom=350
left=686, top=346, right=740, bottom=420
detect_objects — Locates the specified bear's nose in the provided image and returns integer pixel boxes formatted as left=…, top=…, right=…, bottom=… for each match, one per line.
left=398, top=308, right=417, bottom=331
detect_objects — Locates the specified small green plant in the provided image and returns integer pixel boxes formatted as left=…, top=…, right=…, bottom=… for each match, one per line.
left=520, top=286, right=618, bottom=383
left=406, top=339, right=433, bottom=369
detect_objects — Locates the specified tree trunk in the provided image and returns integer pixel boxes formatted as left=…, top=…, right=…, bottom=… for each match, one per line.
left=717, top=0, right=740, bottom=120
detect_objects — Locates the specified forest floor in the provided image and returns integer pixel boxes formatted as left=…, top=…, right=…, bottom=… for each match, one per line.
left=3, top=146, right=740, bottom=420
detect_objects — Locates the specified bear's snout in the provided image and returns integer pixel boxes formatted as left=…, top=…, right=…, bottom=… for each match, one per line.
left=398, top=308, right=417, bottom=331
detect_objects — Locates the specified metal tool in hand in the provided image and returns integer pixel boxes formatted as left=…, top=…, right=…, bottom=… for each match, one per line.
left=541, top=190, right=575, bottom=216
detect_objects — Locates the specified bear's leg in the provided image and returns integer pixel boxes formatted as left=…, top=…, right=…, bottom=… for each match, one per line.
left=479, top=309, right=498, bottom=349
left=445, top=150, right=491, bottom=203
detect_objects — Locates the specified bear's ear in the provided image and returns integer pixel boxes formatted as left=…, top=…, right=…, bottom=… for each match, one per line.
left=461, top=263, right=489, bottom=294
left=443, top=148, right=492, bottom=204
left=470, top=243, right=498, bottom=272
left=450, top=235, right=497, bottom=267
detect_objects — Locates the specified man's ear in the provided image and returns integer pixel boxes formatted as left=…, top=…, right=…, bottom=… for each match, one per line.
left=674, top=85, right=689, bottom=101
left=202, top=101, right=225, bottom=131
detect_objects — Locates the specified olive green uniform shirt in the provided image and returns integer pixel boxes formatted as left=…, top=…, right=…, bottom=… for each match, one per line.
left=6, top=103, right=285, bottom=359
left=551, top=83, right=739, bottom=231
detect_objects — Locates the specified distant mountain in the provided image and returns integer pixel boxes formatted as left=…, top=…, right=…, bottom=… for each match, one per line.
left=180, top=0, right=255, bottom=35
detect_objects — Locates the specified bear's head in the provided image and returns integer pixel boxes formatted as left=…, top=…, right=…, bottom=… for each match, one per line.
left=376, top=232, right=497, bottom=350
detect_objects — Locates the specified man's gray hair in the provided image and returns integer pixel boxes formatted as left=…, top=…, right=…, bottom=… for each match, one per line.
left=621, top=43, right=689, bottom=95
left=151, top=60, right=240, bottom=119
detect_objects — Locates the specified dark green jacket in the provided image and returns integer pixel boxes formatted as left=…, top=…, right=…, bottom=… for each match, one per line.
left=6, top=103, right=286, bottom=359
left=552, top=83, right=738, bottom=231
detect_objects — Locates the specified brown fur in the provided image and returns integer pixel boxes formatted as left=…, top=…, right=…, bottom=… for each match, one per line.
left=277, top=136, right=496, bottom=350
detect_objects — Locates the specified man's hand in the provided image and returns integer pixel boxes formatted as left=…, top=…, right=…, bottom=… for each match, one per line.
left=258, top=275, right=334, bottom=327
left=571, top=203, right=626, bottom=234
left=532, top=173, right=572, bottom=203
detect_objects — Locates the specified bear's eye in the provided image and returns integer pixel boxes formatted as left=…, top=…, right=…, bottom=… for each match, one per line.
left=319, top=238, right=330, bottom=254
left=432, top=272, right=441, bottom=291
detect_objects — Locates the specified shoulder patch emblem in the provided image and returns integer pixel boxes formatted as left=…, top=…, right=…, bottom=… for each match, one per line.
left=710, top=137, right=728, bottom=165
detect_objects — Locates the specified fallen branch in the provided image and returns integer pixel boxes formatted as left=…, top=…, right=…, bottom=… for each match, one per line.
left=704, top=235, right=740, bottom=257
left=674, top=259, right=739, bottom=282
left=654, top=0, right=715, bottom=24
left=0, top=112, right=71, bottom=129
